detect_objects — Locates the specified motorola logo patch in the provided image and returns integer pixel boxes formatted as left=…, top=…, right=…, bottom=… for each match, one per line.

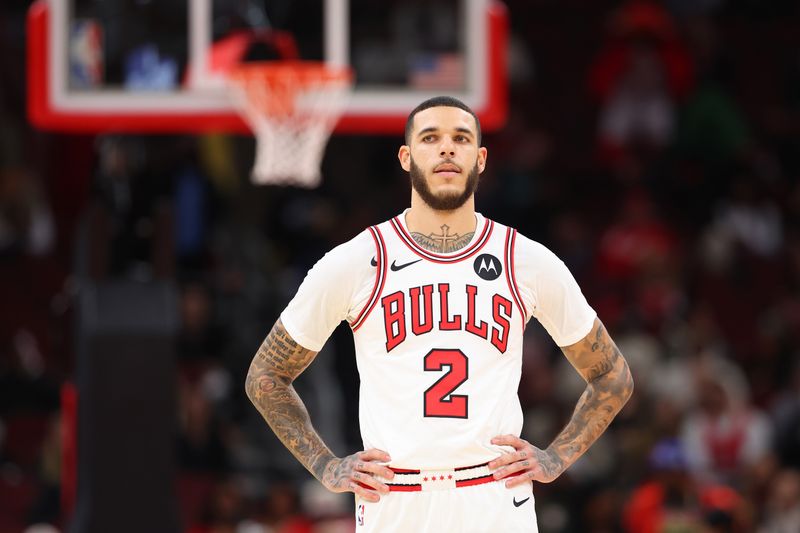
left=473, top=254, right=502, bottom=281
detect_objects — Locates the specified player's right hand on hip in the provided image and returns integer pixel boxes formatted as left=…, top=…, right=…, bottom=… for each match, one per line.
left=321, top=448, right=395, bottom=502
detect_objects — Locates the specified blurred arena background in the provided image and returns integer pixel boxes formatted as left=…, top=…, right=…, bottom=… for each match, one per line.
left=2, top=0, right=800, bottom=532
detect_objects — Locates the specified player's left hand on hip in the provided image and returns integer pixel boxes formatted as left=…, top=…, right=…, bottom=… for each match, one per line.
left=488, top=434, right=563, bottom=486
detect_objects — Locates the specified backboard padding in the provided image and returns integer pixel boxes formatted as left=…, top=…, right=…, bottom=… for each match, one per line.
left=27, top=0, right=507, bottom=134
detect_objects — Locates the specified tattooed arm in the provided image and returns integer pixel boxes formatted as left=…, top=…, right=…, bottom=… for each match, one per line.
left=489, top=318, right=633, bottom=485
left=245, top=318, right=395, bottom=501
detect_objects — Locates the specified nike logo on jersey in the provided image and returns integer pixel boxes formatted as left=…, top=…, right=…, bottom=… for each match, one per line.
left=390, top=259, right=422, bottom=271
left=512, top=496, right=530, bottom=508
left=370, top=257, right=377, bottom=267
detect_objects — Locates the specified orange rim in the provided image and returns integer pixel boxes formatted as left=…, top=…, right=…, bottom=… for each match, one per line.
left=229, top=61, right=353, bottom=117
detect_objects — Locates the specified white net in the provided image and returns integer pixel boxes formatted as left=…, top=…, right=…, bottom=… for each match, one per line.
left=228, top=62, right=353, bottom=188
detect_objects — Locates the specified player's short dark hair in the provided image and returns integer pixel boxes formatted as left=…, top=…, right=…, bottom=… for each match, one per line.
left=405, top=96, right=482, bottom=145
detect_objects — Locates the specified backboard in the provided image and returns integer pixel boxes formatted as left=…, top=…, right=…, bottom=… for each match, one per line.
left=27, top=0, right=508, bottom=134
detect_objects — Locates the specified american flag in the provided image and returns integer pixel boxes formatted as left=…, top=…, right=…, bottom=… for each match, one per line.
left=409, top=53, right=465, bottom=90
left=69, top=20, right=104, bottom=89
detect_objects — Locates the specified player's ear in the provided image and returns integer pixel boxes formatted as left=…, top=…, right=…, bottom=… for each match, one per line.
left=398, top=145, right=411, bottom=172
left=477, top=146, right=488, bottom=174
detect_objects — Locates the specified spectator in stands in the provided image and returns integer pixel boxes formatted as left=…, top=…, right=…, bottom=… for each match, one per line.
left=0, top=167, right=54, bottom=258
left=185, top=477, right=245, bottom=533
left=623, top=438, right=749, bottom=532
left=759, top=469, right=800, bottom=533
left=594, top=188, right=683, bottom=329
left=88, top=136, right=173, bottom=279
left=771, top=361, right=800, bottom=469
left=177, top=279, right=228, bottom=365
left=673, top=16, right=750, bottom=166
left=177, top=376, right=230, bottom=473
left=704, top=175, right=783, bottom=261
left=589, top=1, right=694, bottom=165
left=681, top=357, right=773, bottom=486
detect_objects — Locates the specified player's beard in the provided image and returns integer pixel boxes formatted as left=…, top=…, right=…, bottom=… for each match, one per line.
left=409, top=157, right=480, bottom=211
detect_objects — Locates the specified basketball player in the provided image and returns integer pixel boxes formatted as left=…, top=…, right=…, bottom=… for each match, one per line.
left=246, top=96, right=634, bottom=532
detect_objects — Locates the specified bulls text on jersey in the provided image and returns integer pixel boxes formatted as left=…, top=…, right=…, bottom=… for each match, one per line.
left=380, top=282, right=513, bottom=354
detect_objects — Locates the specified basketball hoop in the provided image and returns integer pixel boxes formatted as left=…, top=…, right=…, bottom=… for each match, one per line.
left=227, top=61, right=353, bottom=187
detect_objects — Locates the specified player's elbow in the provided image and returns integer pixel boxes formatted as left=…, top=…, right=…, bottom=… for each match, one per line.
left=244, top=364, right=273, bottom=405
left=618, top=360, right=634, bottom=405
left=595, top=355, right=634, bottom=409
left=245, top=359, right=290, bottom=405
left=244, top=366, right=259, bottom=403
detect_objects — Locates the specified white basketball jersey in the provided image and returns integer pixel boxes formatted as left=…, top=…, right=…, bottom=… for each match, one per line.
left=350, top=213, right=529, bottom=470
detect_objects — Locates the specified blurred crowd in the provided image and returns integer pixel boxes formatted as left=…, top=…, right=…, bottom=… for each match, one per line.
left=2, top=1, right=800, bottom=532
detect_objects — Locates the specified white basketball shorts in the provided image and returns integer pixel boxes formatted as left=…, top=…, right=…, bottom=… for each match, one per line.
left=354, top=480, right=538, bottom=532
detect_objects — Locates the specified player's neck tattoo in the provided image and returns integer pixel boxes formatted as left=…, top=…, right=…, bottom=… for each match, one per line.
left=411, top=224, right=474, bottom=253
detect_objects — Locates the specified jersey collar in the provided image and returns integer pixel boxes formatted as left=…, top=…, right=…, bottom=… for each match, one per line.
left=389, top=210, right=494, bottom=263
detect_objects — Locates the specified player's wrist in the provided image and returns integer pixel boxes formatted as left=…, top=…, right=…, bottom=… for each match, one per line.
left=314, top=453, right=341, bottom=486
left=539, top=447, right=567, bottom=480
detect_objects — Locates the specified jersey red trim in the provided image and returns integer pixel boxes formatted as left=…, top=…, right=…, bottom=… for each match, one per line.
left=389, top=217, right=494, bottom=264
left=351, top=226, right=388, bottom=331
left=383, top=461, right=520, bottom=492
left=454, top=461, right=489, bottom=471
left=385, top=483, right=422, bottom=492
left=383, top=470, right=522, bottom=491
left=389, top=467, right=421, bottom=474
left=455, top=474, right=495, bottom=488
left=455, top=470, right=523, bottom=488
left=504, top=227, right=527, bottom=329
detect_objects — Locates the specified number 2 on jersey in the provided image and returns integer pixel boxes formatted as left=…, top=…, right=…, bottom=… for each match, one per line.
left=423, top=349, right=468, bottom=418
